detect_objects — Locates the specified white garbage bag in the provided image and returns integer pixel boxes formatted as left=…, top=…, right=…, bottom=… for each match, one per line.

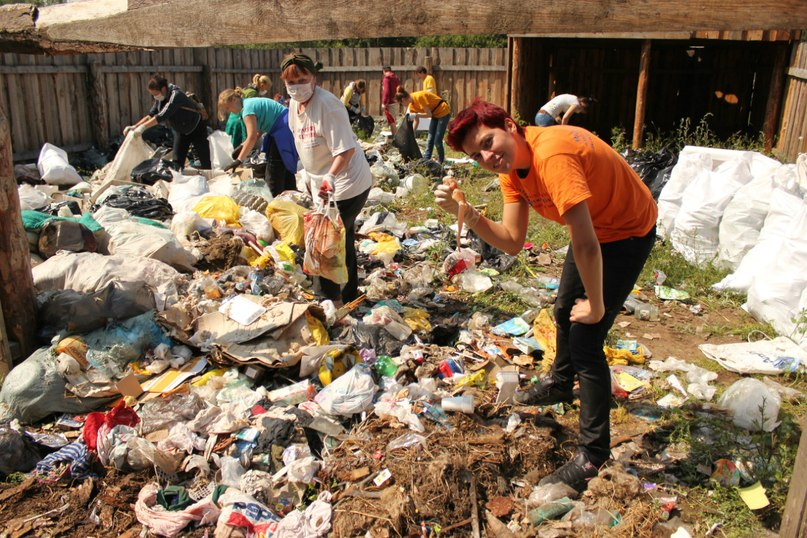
left=37, top=143, right=82, bottom=185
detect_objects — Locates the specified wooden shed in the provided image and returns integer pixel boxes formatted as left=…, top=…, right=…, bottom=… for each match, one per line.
left=506, top=31, right=804, bottom=158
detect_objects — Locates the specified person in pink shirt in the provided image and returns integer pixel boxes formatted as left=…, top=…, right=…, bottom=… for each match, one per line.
left=381, top=66, right=401, bottom=134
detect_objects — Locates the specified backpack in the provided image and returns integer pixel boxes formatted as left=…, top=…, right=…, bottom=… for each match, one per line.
left=185, top=92, right=209, bottom=121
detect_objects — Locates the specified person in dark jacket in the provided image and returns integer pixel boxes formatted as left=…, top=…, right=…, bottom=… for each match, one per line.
left=124, top=74, right=211, bottom=170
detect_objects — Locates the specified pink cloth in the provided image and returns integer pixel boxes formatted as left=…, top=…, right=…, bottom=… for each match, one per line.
left=135, top=483, right=220, bottom=537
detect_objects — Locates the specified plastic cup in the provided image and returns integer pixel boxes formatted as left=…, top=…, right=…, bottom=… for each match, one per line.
left=441, top=395, right=475, bottom=414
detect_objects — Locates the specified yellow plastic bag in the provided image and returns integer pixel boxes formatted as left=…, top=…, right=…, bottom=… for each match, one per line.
left=318, top=347, right=359, bottom=386
left=192, top=196, right=241, bottom=226
left=402, top=307, right=432, bottom=332
left=303, top=200, right=348, bottom=284
left=306, top=311, right=330, bottom=346
left=265, top=199, right=307, bottom=246
left=533, top=308, right=557, bottom=372
left=369, top=232, right=401, bottom=267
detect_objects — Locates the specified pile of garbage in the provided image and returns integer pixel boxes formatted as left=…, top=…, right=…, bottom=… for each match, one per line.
left=2, top=130, right=805, bottom=537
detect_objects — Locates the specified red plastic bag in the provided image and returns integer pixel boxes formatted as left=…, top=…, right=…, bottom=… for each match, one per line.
left=303, top=196, right=348, bottom=284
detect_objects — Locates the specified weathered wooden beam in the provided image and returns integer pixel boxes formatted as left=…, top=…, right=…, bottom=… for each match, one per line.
left=632, top=40, right=652, bottom=150
left=0, top=105, right=36, bottom=363
left=1, top=0, right=805, bottom=52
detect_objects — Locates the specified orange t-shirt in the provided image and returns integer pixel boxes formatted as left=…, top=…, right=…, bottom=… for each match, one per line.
left=499, top=126, right=657, bottom=243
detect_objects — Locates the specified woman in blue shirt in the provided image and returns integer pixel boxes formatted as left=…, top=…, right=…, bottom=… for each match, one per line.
left=218, top=89, right=299, bottom=196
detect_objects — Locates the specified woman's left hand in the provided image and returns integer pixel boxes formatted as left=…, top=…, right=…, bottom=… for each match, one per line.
left=570, top=298, right=605, bottom=324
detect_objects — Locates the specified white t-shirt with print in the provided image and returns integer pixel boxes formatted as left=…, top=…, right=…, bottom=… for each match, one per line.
left=288, top=87, right=372, bottom=202
left=540, top=94, right=579, bottom=117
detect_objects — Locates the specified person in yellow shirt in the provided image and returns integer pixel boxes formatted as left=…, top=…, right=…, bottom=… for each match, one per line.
left=395, top=86, right=451, bottom=163
left=416, top=66, right=437, bottom=94
left=435, top=99, right=656, bottom=492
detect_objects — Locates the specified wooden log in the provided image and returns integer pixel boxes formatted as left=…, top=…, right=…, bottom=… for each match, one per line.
left=0, top=104, right=36, bottom=362
left=632, top=39, right=652, bottom=149
left=0, top=297, right=12, bottom=381
left=781, top=418, right=807, bottom=538
left=762, top=43, right=789, bottom=152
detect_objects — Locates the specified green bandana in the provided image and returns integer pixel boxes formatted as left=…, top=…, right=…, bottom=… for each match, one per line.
left=280, top=53, right=322, bottom=74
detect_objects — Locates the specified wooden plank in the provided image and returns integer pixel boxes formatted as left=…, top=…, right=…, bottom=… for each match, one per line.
left=52, top=55, right=73, bottom=146
left=789, top=67, right=807, bottom=81
left=18, top=56, right=45, bottom=151
left=781, top=418, right=807, bottom=538
left=38, top=57, right=61, bottom=146
left=0, top=65, right=87, bottom=74
left=104, top=53, right=121, bottom=141
left=762, top=44, right=789, bottom=151
left=13, top=1, right=807, bottom=52
left=632, top=40, right=652, bottom=149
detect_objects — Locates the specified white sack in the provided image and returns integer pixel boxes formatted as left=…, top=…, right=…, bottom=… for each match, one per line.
left=37, top=143, right=82, bottom=186
left=209, top=130, right=235, bottom=171
left=670, top=156, right=753, bottom=265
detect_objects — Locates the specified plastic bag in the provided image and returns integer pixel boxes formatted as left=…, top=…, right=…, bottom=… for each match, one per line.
left=131, top=149, right=174, bottom=185
left=18, top=184, right=50, bottom=211
left=392, top=114, right=422, bottom=161
left=303, top=198, right=348, bottom=284
left=370, top=233, right=401, bottom=267
left=717, top=378, right=781, bottom=432
left=266, top=199, right=307, bottom=246
left=239, top=208, right=275, bottom=243
left=314, top=363, right=378, bottom=416
left=209, top=129, right=235, bottom=171
left=167, top=170, right=209, bottom=213
left=192, top=195, right=241, bottom=226
left=37, top=143, right=82, bottom=185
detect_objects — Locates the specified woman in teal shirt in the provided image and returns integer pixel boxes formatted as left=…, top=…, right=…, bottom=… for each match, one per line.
left=218, top=89, right=299, bottom=195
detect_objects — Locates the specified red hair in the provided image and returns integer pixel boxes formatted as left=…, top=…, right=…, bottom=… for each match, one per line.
left=280, top=63, right=312, bottom=81
left=446, top=99, right=524, bottom=152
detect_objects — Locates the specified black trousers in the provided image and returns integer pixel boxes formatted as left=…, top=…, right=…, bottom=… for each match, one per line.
left=265, top=138, right=297, bottom=197
left=552, top=227, right=656, bottom=465
left=173, top=120, right=211, bottom=170
left=320, top=187, right=370, bottom=303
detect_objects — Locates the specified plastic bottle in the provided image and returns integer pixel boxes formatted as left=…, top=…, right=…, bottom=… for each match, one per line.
left=374, top=355, right=398, bottom=377
left=528, top=497, right=575, bottom=524
left=623, top=296, right=659, bottom=321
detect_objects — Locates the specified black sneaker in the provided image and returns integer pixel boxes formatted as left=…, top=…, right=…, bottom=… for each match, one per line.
left=538, top=452, right=600, bottom=491
left=513, top=376, right=573, bottom=406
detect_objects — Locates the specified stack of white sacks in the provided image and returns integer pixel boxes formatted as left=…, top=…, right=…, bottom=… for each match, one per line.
left=657, top=147, right=807, bottom=350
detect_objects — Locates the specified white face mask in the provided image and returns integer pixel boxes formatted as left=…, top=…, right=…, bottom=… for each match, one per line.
left=286, top=82, right=314, bottom=103
left=153, top=93, right=166, bottom=102
left=259, top=90, right=269, bottom=96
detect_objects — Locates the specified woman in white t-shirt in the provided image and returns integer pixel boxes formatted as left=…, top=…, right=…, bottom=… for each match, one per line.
left=280, top=54, right=373, bottom=305
left=534, top=94, right=596, bottom=127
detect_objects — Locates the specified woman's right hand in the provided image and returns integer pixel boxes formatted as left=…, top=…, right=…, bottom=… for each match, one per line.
left=434, top=181, right=459, bottom=216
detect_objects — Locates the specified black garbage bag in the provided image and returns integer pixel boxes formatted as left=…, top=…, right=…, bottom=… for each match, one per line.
left=624, top=148, right=678, bottom=186
left=96, top=185, right=174, bottom=221
left=646, top=164, right=675, bottom=200
left=142, top=124, right=174, bottom=149
left=413, top=157, right=444, bottom=180
left=0, top=425, right=44, bottom=476
left=71, top=146, right=108, bottom=172
left=348, top=323, right=406, bottom=357
left=392, top=114, right=422, bottom=161
left=245, top=150, right=267, bottom=179
left=351, top=115, right=375, bottom=139
left=36, top=281, right=155, bottom=339
left=131, top=148, right=174, bottom=185
left=38, top=220, right=97, bottom=259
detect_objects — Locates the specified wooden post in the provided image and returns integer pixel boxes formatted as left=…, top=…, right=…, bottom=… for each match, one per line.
left=193, top=48, right=214, bottom=128
left=87, top=59, right=108, bottom=149
left=762, top=43, right=788, bottom=153
left=781, top=418, right=807, bottom=538
left=0, top=104, right=36, bottom=364
left=509, top=37, right=521, bottom=118
left=632, top=39, right=652, bottom=150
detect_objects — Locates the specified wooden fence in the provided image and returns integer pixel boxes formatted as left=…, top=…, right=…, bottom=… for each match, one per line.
left=0, top=47, right=506, bottom=160
left=776, top=41, right=807, bottom=161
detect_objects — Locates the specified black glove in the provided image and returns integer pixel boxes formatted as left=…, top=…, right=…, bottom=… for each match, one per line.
left=224, top=159, right=242, bottom=173
left=231, top=145, right=243, bottom=160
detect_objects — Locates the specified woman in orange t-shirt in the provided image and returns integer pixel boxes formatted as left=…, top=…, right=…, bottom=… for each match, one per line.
left=436, top=99, right=657, bottom=492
